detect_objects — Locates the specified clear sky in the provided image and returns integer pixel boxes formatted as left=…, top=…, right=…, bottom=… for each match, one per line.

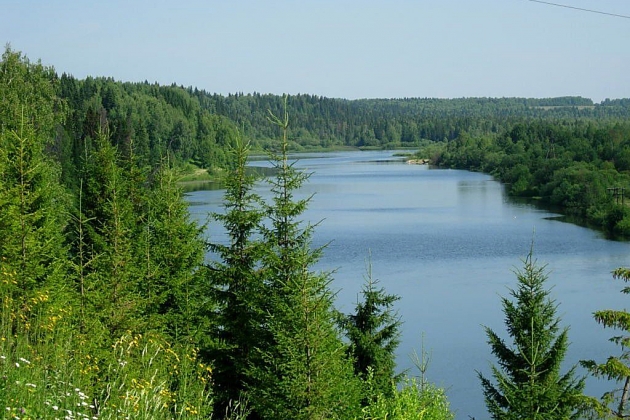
left=3, top=0, right=629, bottom=102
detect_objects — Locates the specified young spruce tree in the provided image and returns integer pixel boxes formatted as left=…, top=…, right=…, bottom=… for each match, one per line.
left=81, top=126, right=139, bottom=334
left=339, top=256, right=403, bottom=404
left=207, top=134, right=265, bottom=415
left=478, top=248, right=585, bottom=420
left=140, top=159, right=208, bottom=343
left=249, top=99, right=362, bottom=420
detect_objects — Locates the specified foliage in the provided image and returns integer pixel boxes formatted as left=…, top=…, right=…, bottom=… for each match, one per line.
left=338, top=256, right=403, bottom=403
left=432, top=120, right=630, bottom=236
left=206, top=134, right=265, bottom=414
left=0, top=47, right=70, bottom=336
left=478, top=248, right=585, bottom=419
left=248, top=100, right=362, bottom=419
left=20, top=44, right=630, bottom=419
left=139, top=161, right=209, bottom=343
left=581, top=267, right=630, bottom=419
left=0, top=321, right=212, bottom=419
left=53, top=63, right=630, bottom=164
left=0, top=47, right=214, bottom=419
left=361, top=378, right=454, bottom=420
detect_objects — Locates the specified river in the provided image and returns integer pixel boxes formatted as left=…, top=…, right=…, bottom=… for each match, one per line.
left=186, top=150, right=630, bottom=419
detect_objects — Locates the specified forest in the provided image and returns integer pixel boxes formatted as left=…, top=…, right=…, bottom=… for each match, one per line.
left=2, top=46, right=630, bottom=419
left=424, top=119, right=630, bottom=236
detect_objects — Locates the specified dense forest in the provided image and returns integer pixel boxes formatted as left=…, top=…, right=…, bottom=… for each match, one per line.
left=49, top=52, right=630, bottom=237
left=423, top=119, right=630, bottom=236
left=3, top=46, right=630, bottom=419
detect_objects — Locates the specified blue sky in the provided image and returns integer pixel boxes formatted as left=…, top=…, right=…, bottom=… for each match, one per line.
left=3, top=0, right=629, bottom=102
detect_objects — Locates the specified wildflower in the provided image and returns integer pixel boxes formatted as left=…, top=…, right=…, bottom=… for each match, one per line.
left=26, top=383, right=36, bottom=388
left=18, top=357, right=30, bottom=364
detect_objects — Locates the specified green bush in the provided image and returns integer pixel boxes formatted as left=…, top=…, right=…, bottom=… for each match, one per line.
left=361, top=378, right=454, bottom=420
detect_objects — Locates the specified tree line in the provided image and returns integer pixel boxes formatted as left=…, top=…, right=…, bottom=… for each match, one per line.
left=50, top=59, right=630, bottom=177
left=3, top=46, right=630, bottom=419
left=428, top=119, right=630, bottom=236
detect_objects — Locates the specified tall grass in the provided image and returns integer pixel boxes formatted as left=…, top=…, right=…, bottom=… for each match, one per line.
left=1, top=268, right=213, bottom=419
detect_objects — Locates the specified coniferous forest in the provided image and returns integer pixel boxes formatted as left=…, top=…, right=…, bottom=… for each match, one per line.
left=3, top=46, right=630, bottom=419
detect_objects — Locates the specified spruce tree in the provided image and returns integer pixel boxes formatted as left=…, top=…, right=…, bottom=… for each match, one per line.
left=478, top=248, right=585, bottom=419
left=75, top=125, right=142, bottom=338
left=478, top=248, right=584, bottom=419
left=249, top=100, right=362, bottom=420
left=0, top=47, right=70, bottom=334
left=140, top=159, right=207, bottom=342
left=581, top=267, right=630, bottom=418
left=339, top=257, right=402, bottom=404
left=207, top=134, right=265, bottom=415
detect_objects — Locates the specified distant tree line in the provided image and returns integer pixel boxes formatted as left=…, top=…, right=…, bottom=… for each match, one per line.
left=53, top=69, right=630, bottom=173
left=430, top=119, right=630, bottom=235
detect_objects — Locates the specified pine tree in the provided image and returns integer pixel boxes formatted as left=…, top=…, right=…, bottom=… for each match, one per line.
left=581, top=267, right=630, bottom=419
left=478, top=248, right=585, bottom=420
left=207, top=134, right=265, bottom=415
left=249, top=99, right=362, bottom=419
left=339, top=256, right=403, bottom=404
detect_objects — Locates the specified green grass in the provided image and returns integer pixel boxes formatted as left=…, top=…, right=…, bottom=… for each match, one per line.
left=0, top=268, right=213, bottom=419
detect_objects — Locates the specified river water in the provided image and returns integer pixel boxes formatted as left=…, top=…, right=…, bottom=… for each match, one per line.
left=186, top=150, right=630, bottom=419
